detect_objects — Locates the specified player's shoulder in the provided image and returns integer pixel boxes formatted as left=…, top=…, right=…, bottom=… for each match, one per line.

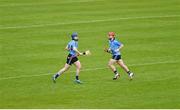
left=114, top=39, right=120, bottom=43
left=114, top=39, right=123, bottom=45
left=68, top=40, right=75, bottom=44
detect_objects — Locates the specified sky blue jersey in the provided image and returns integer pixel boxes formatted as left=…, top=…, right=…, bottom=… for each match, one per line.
left=67, top=40, right=78, bottom=56
left=109, top=39, right=122, bottom=55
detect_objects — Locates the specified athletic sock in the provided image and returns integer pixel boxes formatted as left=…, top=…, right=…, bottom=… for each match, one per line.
left=54, top=73, right=59, bottom=79
left=76, top=76, right=79, bottom=80
left=114, top=70, right=118, bottom=75
left=127, top=71, right=131, bottom=75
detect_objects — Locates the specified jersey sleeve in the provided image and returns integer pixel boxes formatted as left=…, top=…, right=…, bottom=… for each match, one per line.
left=71, top=41, right=78, bottom=50
left=67, top=42, right=72, bottom=50
left=115, top=40, right=122, bottom=47
left=67, top=41, right=75, bottom=50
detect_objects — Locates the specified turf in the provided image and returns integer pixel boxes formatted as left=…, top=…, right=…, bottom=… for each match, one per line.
left=0, top=0, right=180, bottom=108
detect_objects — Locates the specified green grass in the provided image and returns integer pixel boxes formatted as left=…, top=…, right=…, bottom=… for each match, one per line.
left=0, top=0, right=180, bottom=108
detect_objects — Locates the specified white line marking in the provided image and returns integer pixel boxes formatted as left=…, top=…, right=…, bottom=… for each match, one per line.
left=0, top=60, right=179, bottom=81
left=0, top=15, right=179, bottom=30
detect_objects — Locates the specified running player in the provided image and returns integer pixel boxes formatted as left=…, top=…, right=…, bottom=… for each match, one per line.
left=52, top=32, right=89, bottom=84
left=104, top=32, right=134, bottom=80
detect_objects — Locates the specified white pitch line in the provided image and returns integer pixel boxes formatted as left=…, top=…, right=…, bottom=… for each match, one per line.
left=0, top=15, right=180, bottom=30
left=0, top=60, right=179, bottom=81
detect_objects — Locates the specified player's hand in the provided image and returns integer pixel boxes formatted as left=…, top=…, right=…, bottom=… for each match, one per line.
left=104, top=48, right=110, bottom=53
left=104, top=48, right=108, bottom=52
left=115, top=48, right=120, bottom=52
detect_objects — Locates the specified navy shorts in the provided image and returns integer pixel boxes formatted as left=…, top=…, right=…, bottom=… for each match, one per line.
left=112, top=55, right=121, bottom=60
left=66, top=54, right=78, bottom=65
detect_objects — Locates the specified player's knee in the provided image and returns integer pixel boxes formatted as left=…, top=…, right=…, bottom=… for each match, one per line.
left=121, top=63, right=126, bottom=67
left=121, top=64, right=127, bottom=69
left=77, top=64, right=81, bottom=70
left=63, top=66, right=69, bottom=71
left=108, top=63, right=112, bottom=67
left=78, top=65, right=81, bottom=70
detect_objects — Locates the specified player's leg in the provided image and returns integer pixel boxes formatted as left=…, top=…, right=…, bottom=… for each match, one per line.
left=52, top=63, right=71, bottom=83
left=52, top=55, right=73, bottom=83
left=74, top=60, right=82, bottom=83
left=117, top=59, right=134, bottom=79
left=117, top=59, right=129, bottom=72
left=108, top=59, right=116, bottom=71
left=55, top=63, right=71, bottom=78
left=108, top=58, right=120, bottom=80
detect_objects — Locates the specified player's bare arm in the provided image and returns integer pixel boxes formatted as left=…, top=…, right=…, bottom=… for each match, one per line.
left=116, top=44, right=124, bottom=52
left=65, top=45, right=69, bottom=51
left=73, top=47, right=83, bottom=56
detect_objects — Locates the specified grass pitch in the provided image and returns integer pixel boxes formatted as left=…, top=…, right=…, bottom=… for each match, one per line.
left=0, top=0, right=180, bottom=108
